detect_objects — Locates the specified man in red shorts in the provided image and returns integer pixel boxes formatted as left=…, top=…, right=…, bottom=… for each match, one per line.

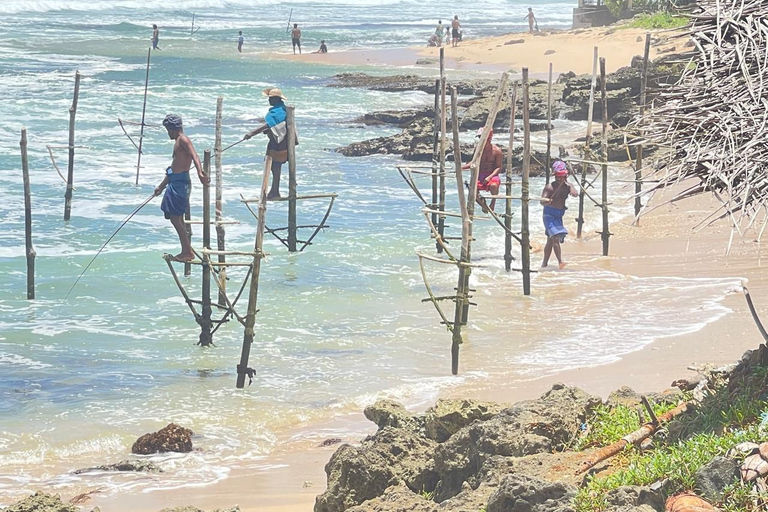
left=464, top=127, right=503, bottom=212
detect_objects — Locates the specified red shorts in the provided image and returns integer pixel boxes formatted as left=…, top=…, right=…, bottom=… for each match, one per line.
left=477, top=175, right=500, bottom=192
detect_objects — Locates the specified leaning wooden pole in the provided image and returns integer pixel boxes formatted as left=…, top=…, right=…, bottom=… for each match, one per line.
left=545, top=63, right=553, bottom=185
left=64, top=71, right=81, bottom=221
left=135, top=48, right=151, bottom=186
left=599, top=57, right=611, bottom=256
left=521, top=69, right=532, bottom=296
left=184, top=204, right=192, bottom=277
left=236, top=156, right=272, bottom=389
left=504, top=83, right=518, bottom=272
left=21, top=128, right=35, bottom=300
left=460, top=71, right=510, bottom=324
left=214, top=96, right=226, bottom=305
left=431, top=78, right=440, bottom=248
left=577, top=46, right=598, bottom=238
left=634, top=33, right=651, bottom=221
left=287, top=105, right=298, bottom=252
left=199, top=150, right=213, bottom=347
left=437, top=48, right=447, bottom=252
left=450, top=87, right=468, bottom=375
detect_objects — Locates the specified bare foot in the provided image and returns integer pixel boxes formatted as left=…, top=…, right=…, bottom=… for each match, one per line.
left=558, top=261, right=567, bottom=270
left=174, top=252, right=195, bottom=262
left=267, top=193, right=282, bottom=201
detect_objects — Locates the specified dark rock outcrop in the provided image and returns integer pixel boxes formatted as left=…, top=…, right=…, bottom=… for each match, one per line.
left=345, top=481, right=438, bottom=512
left=694, top=456, right=740, bottom=502
left=328, top=73, right=494, bottom=96
left=2, top=492, right=81, bottom=512
left=424, top=399, right=505, bottom=443
left=131, top=423, right=194, bottom=455
left=364, top=399, right=425, bottom=433
left=486, top=474, right=577, bottom=512
left=74, top=459, right=163, bottom=474
left=604, top=485, right=665, bottom=511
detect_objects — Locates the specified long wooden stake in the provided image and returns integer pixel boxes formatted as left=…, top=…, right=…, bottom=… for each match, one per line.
left=64, top=71, right=81, bottom=221
left=236, top=156, right=272, bottom=388
left=545, top=63, right=553, bottom=185
left=287, top=105, right=298, bottom=252
left=600, top=57, right=611, bottom=256
left=214, top=96, right=226, bottom=305
left=21, top=128, right=35, bottom=300
left=431, top=79, right=440, bottom=251
left=505, top=83, right=518, bottom=272
left=450, top=87, right=468, bottom=375
left=634, top=33, right=651, bottom=221
left=521, top=69, right=532, bottom=296
left=199, top=150, right=213, bottom=346
left=184, top=204, right=192, bottom=276
left=135, top=48, right=151, bottom=186
left=577, top=46, right=598, bottom=238
left=437, top=48, right=447, bottom=252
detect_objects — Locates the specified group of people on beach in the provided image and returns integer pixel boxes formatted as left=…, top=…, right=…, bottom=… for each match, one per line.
left=429, top=16, right=462, bottom=47
left=155, top=89, right=289, bottom=262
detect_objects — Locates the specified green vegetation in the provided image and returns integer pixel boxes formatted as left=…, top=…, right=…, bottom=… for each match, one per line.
left=572, top=365, right=768, bottom=512
left=625, top=12, right=688, bottom=29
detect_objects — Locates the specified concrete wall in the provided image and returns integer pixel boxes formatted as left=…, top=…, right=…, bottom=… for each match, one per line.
left=572, top=5, right=618, bottom=29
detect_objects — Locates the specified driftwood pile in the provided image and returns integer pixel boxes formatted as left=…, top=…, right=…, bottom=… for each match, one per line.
left=640, top=0, right=768, bottom=231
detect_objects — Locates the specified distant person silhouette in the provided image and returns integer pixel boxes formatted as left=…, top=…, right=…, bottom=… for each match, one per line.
left=237, top=31, right=244, bottom=53
left=152, top=24, right=161, bottom=50
left=291, top=24, right=302, bottom=54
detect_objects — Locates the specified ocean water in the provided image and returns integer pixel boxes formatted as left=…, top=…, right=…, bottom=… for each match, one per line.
left=0, top=0, right=741, bottom=504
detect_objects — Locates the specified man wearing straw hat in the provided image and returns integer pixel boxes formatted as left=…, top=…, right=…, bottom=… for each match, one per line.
left=540, top=160, right=578, bottom=269
left=244, top=87, right=291, bottom=200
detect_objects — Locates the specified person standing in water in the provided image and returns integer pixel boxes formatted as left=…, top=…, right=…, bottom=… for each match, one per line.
left=540, top=161, right=578, bottom=269
left=152, top=24, right=161, bottom=50
left=524, top=8, right=537, bottom=34
left=435, top=20, right=444, bottom=46
left=237, top=31, right=244, bottom=53
left=291, top=23, right=302, bottom=54
left=154, top=114, right=209, bottom=262
left=243, top=88, right=291, bottom=200
left=451, top=16, right=461, bottom=47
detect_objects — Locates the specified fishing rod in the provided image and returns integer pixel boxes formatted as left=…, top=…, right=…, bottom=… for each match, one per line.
left=221, top=137, right=248, bottom=153
left=286, top=8, right=293, bottom=33
left=60, top=193, right=156, bottom=305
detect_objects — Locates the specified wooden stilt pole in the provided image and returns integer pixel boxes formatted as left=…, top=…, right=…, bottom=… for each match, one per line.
left=287, top=105, right=298, bottom=252
left=135, top=48, right=151, bottom=186
left=577, top=46, right=598, bottom=238
left=521, top=68, right=532, bottom=296
left=199, top=150, right=213, bottom=346
left=191, top=13, right=195, bottom=36
left=451, top=86, right=468, bottom=376
left=634, top=33, right=651, bottom=221
left=460, top=71, right=509, bottom=325
left=504, top=83, right=518, bottom=272
left=599, top=57, right=611, bottom=256
left=236, top=156, right=272, bottom=389
left=21, top=128, right=35, bottom=300
left=437, top=48, right=447, bottom=252
left=64, top=71, right=81, bottom=221
left=431, top=79, right=440, bottom=252
left=545, top=63, right=553, bottom=184
left=184, top=204, right=192, bottom=277
left=214, top=96, right=227, bottom=305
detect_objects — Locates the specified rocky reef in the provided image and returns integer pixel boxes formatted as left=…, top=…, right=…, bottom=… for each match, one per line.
left=131, top=422, right=194, bottom=455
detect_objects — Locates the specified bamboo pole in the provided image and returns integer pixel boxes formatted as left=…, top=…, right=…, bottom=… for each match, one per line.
left=505, top=83, right=518, bottom=272
left=287, top=105, right=298, bottom=252
left=214, top=96, right=226, bottom=305
left=599, top=57, right=610, bottom=256
left=198, top=150, right=213, bottom=347
left=431, top=79, right=440, bottom=251
left=437, top=48, right=447, bottom=253
left=545, top=63, right=553, bottom=185
left=236, top=156, right=272, bottom=389
left=634, top=33, right=651, bottom=221
left=184, top=204, right=192, bottom=277
left=521, top=69, right=531, bottom=296
left=64, top=71, right=81, bottom=221
left=577, top=46, right=598, bottom=238
left=21, top=128, right=35, bottom=300
left=461, top=71, right=509, bottom=324
left=135, top=48, right=151, bottom=186
left=450, top=87, right=468, bottom=375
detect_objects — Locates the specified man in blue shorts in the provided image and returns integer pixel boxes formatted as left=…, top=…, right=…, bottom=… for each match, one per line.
left=540, top=160, right=578, bottom=269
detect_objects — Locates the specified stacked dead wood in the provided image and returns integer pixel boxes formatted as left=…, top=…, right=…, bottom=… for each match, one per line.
left=639, top=0, right=768, bottom=231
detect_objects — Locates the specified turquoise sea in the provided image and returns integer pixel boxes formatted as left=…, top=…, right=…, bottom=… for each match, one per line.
left=0, top=0, right=742, bottom=504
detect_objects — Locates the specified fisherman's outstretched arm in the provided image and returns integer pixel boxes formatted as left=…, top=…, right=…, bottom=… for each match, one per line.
left=244, top=123, right=268, bottom=139
left=155, top=176, right=169, bottom=196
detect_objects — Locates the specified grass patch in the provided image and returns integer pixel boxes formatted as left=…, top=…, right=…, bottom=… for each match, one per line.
left=624, top=12, right=688, bottom=30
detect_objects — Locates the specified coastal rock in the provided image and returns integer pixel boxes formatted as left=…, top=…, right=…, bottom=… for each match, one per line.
left=415, top=58, right=438, bottom=65
left=74, top=459, right=163, bottom=474
left=606, top=507, right=658, bottom=512
left=605, top=485, right=664, bottom=510
left=352, top=107, right=433, bottom=127
left=545, top=49, right=556, bottom=55
left=505, top=39, right=525, bottom=45
left=315, top=427, right=439, bottom=512
left=328, top=73, right=494, bottom=96
left=345, top=481, right=438, bottom=512
left=606, top=386, right=644, bottom=408
left=486, top=474, right=577, bottom=512
left=131, top=423, right=194, bottom=455
left=424, top=398, right=505, bottom=443
left=2, top=492, right=79, bottom=512
left=364, top=399, right=424, bottom=432
left=440, top=481, right=497, bottom=511
left=432, top=384, right=600, bottom=500
left=157, top=508, right=240, bottom=512
left=459, top=81, right=564, bottom=130
left=694, top=456, right=740, bottom=502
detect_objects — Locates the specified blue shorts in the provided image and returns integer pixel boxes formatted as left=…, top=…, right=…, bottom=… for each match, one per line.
left=543, top=205, right=568, bottom=243
left=160, top=169, right=190, bottom=219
